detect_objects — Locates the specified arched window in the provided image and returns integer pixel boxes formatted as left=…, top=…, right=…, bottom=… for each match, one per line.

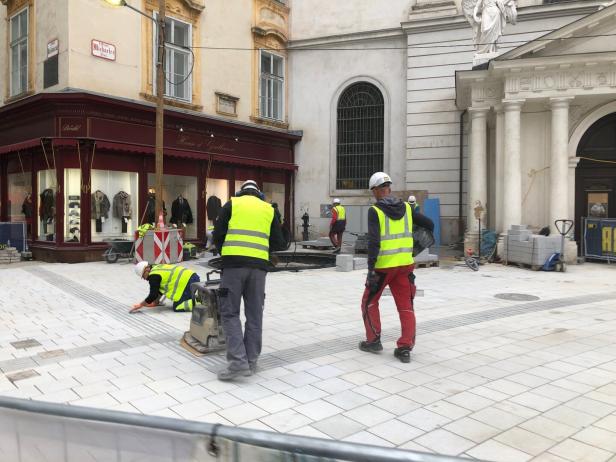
left=336, top=82, right=384, bottom=190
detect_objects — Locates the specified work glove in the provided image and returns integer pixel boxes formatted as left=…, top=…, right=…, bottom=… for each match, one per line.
left=365, top=270, right=381, bottom=294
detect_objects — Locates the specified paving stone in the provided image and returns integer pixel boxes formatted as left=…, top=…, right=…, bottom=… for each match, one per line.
left=414, top=428, right=475, bottom=456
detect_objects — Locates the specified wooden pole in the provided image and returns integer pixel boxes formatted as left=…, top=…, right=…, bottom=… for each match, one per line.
left=155, top=0, right=166, bottom=220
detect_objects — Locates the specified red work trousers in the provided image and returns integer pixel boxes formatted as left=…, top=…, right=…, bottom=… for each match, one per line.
left=361, top=264, right=416, bottom=348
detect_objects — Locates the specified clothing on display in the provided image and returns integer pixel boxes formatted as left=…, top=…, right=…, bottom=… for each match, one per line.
left=206, top=195, right=222, bottom=221
left=145, top=193, right=166, bottom=224
left=113, top=191, right=132, bottom=233
left=39, top=188, right=55, bottom=222
left=170, top=195, right=193, bottom=226
left=66, top=194, right=81, bottom=243
left=91, top=190, right=110, bottom=233
left=22, top=193, right=33, bottom=218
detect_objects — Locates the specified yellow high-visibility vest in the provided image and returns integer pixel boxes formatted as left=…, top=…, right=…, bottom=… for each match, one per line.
left=221, top=195, right=274, bottom=261
left=149, top=264, right=194, bottom=302
left=333, top=205, right=346, bottom=221
left=373, top=202, right=414, bottom=269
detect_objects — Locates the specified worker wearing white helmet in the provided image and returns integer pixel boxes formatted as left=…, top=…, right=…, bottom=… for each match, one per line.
left=212, top=179, right=287, bottom=381
left=329, top=198, right=346, bottom=253
left=130, top=261, right=200, bottom=314
left=408, top=195, right=420, bottom=213
left=359, top=172, right=433, bottom=364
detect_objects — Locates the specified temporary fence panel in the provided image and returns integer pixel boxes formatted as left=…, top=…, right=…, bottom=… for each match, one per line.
left=135, top=228, right=184, bottom=264
left=0, top=222, right=27, bottom=252
left=423, top=198, right=441, bottom=251
left=583, top=217, right=616, bottom=262
left=0, top=397, right=470, bottom=462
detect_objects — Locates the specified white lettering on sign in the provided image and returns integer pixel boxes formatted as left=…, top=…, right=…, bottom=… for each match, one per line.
left=47, top=39, right=59, bottom=58
left=91, top=39, right=116, bottom=61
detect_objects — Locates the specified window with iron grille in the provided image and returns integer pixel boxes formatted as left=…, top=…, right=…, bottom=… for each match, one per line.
left=336, top=82, right=384, bottom=190
left=259, top=50, right=284, bottom=121
left=10, top=8, right=28, bottom=97
left=154, top=14, right=192, bottom=101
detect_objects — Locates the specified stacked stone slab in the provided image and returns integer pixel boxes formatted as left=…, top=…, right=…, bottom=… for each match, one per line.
left=0, top=247, right=21, bottom=264
left=414, top=249, right=439, bottom=265
left=504, top=225, right=562, bottom=267
left=336, top=254, right=354, bottom=272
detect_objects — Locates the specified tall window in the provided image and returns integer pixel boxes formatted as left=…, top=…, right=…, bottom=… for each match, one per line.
left=155, top=15, right=192, bottom=101
left=10, top=8, right=28, bottom=97
left=259, top=51, right=284, bottom=121
left=336, top=82, right=384, bottom=190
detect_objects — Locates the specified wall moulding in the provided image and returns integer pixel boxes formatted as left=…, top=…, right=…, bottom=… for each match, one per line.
left=504, top=67, right=616, bottom=97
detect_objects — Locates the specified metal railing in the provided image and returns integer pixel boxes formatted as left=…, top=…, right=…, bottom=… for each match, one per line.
left=0, top=396, right=472, bottom=462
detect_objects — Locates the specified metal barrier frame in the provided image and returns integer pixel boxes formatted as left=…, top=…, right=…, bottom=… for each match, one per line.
left=583, top=217, right=616, bottom=263
left=0, top=222, right=27, bottom=253
left=0, top=396, right=472, bottom=462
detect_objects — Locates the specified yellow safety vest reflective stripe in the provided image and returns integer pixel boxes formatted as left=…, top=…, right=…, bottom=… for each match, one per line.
left=149, top=264, right=194, bottom=302
left=333, top=205, right=346, bottom=221
left=373, top=202, right=414, bottom=269
left=221, top=195, right=274, bottom=261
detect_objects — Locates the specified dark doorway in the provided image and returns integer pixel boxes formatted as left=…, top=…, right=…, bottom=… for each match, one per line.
left=575, top=112, right=616, bottom=244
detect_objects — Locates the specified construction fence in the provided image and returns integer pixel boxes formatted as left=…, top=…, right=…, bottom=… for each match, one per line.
left=0, top=396, right=469, bottom=462
left=583, top=217, right=616, bottom=262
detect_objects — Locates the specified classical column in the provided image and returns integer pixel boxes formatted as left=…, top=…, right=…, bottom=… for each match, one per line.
left=494, top=105, right=505, bottom=234
left=467, top=107, right=489, bottom=234
left=549, top=97, right=574, bottom=233
left=502, top=100, right=524, bottom=233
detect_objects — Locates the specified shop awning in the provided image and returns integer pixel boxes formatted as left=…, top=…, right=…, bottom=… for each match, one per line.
left=0, top=138, right=79, bottom=155
left=94, top=140, right=297, bottom=171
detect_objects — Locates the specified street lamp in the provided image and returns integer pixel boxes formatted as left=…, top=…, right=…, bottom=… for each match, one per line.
left=105, top=0, right=166, bottom=222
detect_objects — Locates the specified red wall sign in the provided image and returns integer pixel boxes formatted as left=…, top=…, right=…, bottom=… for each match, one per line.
left=91, top=39, right=116, bottom=61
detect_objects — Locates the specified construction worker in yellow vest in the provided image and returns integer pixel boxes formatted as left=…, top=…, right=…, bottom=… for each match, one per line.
left=329, top=198, right=346, bottom=253
left=359, top=172, right=433, bottom=363
left=130, top=262, right=200, bottom=313
left=212, top=180, right=286, bottom=380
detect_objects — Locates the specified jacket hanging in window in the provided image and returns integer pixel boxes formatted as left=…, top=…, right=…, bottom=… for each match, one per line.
left=22, top=193, right=33, bottom=219
left=145, top=193, right=166, bottom=224
left=170, top=195, right=193, bottom=226
left=91, top=190, right=111, bottom=220
left=206, top=195, right=222, bottom=221
left=113, top=191, right=132, bottom=218
left=39, top=189, right=55, bottom=221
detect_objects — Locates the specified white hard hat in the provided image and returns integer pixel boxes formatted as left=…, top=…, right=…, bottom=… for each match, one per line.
left=333, top=198, right=341, bottom=204
left=408, top=195, right=416, bottom=203
left=134, top=261, right=149, bottom=278
left=241, top=180, right=260, bottom=192
left=368, top=172, right=392, bottom=190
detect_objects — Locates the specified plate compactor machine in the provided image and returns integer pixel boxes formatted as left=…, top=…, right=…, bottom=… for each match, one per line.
left=182, top=270, right=226, bottom=354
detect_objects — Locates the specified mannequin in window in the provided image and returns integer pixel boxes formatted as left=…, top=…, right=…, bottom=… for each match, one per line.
left=39, top=188, right=55, bottom=236
left=22, top=192, right=33, bottom=237
left=206, top=194, right=222, bottom=222
left=170, top=193, right=193, bottom=228
left=91, top=190, right=110, bottom=233
left=145, top=190, right=166, bottom=224
left=113, top=191, right=132, bottom=233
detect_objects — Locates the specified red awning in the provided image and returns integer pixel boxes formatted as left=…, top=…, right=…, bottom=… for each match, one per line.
left=95, top=140, right=297, bottom=171
left=0, top=138, right=79, bottom=155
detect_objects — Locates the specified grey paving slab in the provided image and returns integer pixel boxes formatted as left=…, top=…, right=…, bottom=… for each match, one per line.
left=2, top=260, right=616, bottom=461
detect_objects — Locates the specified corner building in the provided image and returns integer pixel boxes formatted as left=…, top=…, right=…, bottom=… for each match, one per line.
left=0, top=0, right=300, bottom=262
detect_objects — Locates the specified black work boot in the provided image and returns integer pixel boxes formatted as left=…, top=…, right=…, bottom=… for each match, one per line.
left=359, top=339, right=383, bottom=353
left=394, top=347, right=412, bottom=363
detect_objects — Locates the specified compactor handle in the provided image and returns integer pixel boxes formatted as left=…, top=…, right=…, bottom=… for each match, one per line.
left=554, top=219, right=574, bottom=236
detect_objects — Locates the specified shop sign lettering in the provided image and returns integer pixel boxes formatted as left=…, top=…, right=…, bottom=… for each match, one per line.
left=602, top=225, right=616, bottom=254
left=91, top=39, right=116, bottom=61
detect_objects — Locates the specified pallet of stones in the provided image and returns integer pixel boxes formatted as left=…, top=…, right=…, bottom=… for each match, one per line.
left=0, top=247, right=21, bottom=263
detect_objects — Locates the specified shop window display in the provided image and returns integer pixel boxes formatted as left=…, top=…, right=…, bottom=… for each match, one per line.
left=263, top=182, right=285, bottom=222
left=38, top=169, right=56, bottom=241
left=91, top=170, right=138, bottom=242
left=206, top=178, right=228, bottom=226
left=64, top=169, right=81, bottom=242
left=148, top=174, right=198, bottom=239
left=8, top=172, right=32, bottom=235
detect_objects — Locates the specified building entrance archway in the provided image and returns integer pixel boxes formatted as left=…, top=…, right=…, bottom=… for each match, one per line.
left=575, top=112, right=616, bottom=243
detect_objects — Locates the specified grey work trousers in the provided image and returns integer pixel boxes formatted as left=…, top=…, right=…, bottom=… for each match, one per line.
left=219, top=267, right=267, bottom=371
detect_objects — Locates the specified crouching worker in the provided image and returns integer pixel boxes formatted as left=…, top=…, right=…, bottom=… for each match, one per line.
left=130, top=261, right=200, bottom=313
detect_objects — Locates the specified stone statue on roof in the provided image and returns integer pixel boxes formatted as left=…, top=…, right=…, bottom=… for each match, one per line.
left=462, top=0, right=517, bottom=56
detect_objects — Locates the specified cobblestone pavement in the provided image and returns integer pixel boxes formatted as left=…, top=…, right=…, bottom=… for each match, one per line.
left=1, top=258, right=616, bottom=461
